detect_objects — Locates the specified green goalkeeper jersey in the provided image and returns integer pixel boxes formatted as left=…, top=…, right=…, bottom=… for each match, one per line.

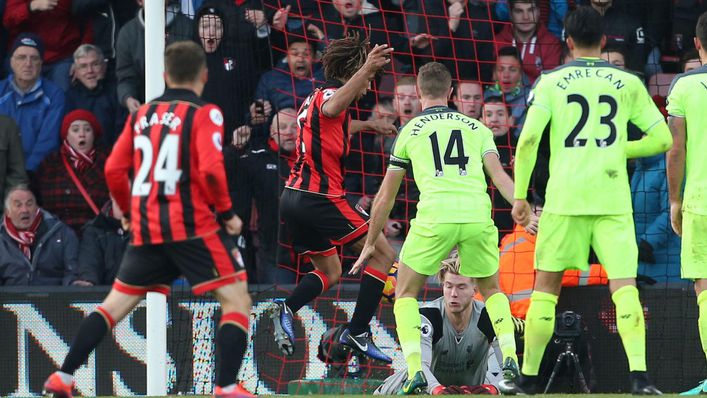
left=514, top=57, right=668, bottom=215
left=666, top=64, right=707, bottom=215
left=390, top=106, right=498, bottom=223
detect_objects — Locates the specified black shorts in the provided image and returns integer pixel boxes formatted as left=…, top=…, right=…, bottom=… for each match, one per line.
left=114, top=229, right=246, bottom=296
left=280, top=188, right=369, bottom=256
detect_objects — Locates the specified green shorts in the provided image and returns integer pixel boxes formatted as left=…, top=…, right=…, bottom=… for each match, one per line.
left=399, top=219, right=499, bottom=278
left=681, top=211, right=707, bottom=279
left=535, top=212, right=637, bottom=280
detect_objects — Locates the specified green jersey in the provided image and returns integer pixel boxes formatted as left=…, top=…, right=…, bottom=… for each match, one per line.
left=390, top=106, right=498, bottom=223
left=514, top=57, right=667, bottom=215
left=666, top=64, right=707, bottom=215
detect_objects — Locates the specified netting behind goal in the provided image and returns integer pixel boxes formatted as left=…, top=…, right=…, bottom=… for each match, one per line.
left=165, top=0, right=698, bottom=394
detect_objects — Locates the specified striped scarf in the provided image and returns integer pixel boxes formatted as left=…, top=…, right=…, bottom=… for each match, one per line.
left=61, top=140, right=96, bottom=173
left=3, top=209, right=42, bottom=260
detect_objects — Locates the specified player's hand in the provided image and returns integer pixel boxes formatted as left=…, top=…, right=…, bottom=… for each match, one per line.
left=670, top=200, right=683, bottom=236
left=512, top=199, right=532, bottom=227
left=363, top=44, right=394, bottom=78
left=272, top=5, right=290, bottom=30
left=224, top=215, right=244, bottom=236
left=523, top=212, right=539, bottom=236
left=121, top=217, right=131, bottom=231
left=367, top=119, right=397, bottom=135
left=350, top=243, right=375, bottom=275
left=357, top=195, right=372, bottom=211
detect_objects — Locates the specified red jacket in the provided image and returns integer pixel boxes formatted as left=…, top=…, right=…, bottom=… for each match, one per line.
left=4, top=0, right=91, bottom=64
left=494, top=24, right=562, bottom=84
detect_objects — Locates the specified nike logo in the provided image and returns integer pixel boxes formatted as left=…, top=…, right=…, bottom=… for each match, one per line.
left=350, top=337, right=369, bottom=351
left=539, top=317, right=553, bottom=321
left=620, top=314, right=631, bottom=319
left=495, top=318, right=504, bottom=324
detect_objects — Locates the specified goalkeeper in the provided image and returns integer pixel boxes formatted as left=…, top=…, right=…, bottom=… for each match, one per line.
left=374, top=254, right=522, bottom=395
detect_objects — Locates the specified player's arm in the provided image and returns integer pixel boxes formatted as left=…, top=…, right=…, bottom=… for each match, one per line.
left=104, top=116, right=135, bottom=217
left=320, top=44, right=393, bottom=118
left=195, top=106, right=242, bottom=234
left=349, top=119, right=397, bottom=135
left=350, top=167, right=405, bottom=274
left=483, top=152, right=514, bottom=205
left=512, top=105, right=550, bottom=226
left=627, top=81, right=673, bottom=158
left=666, top=115, right=686, bottom=236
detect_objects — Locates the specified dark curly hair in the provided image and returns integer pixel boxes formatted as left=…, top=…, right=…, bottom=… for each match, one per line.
left=321, top=31, right=370, bottom=82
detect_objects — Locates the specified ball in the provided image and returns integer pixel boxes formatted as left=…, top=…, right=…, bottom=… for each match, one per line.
left=382, top=261, right=398, bottom=303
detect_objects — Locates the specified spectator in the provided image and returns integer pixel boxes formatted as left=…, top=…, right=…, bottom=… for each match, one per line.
left=0, top=184, right=79, bottom=285
left=0, top=116, right=28, bottom=213
left=0, top=34, right=65, bottom=172
left=495, top=0, right=569, bottom=39
left=481, top=97, right=516, bottom=235
left=35, top=110, right=109, bottom=235
left=66, top=44, right=123, bottom=147
left=251, top=37, right=324, bottom=130
left=494, top=0, right=562, bottom=83
left=392, top=76, right=422, bottom=127
left=233, top=108, right=298, bottom=283
left=498, top=199, right=607, bottom=319
left=600, top=43, right=628, bottom=69
left=197, top=2, right=261, bottom=144
left=587, top=0, right=656, bottom=76
left=77, top=198, right=129, bottom=286
left=70, top=0, right=121, bottom=77
left=631, top=153, right=682, bottom=284
left=484, top=46, right=531, bottom=137
left=681, top=49, right=702, bottom=73
left=3, top=0, right=91, bottom=91
left=452, top=80, right=483, bottom=119
left=116, top=0, right=193, bottom=113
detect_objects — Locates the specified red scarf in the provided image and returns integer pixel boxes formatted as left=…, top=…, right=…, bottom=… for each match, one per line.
left=61, top=140, right=96, bottom=173
left=4, top=209, right=42, bottom=260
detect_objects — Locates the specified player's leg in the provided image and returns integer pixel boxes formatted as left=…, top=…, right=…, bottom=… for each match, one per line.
left=459, top=221, right=519, bottom=377
left=170, top=230, right=254, bottom=397
left=395, top=221, right=457, bottom=394
left=44, top=245, right=173, bottom=398
left=680, top=211, right=707, bottom=394
left=593, top=214, right=660, bottom=394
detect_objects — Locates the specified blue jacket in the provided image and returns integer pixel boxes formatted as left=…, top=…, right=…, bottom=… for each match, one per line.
left=631, top=154, right=682, bottom=282
left=254, top=62, right=325, bottom=112
left=0, top=76, right=65, bottom=171
left=0, top=209, right=79, bottom=286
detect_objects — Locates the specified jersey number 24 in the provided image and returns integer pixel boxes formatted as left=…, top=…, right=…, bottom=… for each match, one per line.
left=132, top=134, right=183, bottom=197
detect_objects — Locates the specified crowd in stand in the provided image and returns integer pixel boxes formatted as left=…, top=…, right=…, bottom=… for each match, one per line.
left=0, top=0, right=697, bottom=289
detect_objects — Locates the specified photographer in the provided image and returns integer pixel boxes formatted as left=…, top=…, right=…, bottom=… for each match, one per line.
left=373, top=254, right=523, bottom=395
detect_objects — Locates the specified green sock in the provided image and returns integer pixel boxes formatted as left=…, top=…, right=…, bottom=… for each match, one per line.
left=485, top=292, right=518, bottom=363
left=521, top=291, right=558, bottom=376
left=697, top=290, right=707, bottom=371
left=394, top=297, right=422, bottom=378
left=612, top=285, right=646, bottom=372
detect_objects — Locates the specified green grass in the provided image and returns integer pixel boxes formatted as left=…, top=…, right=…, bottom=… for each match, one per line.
left=87, top=395, right=685, bottom=398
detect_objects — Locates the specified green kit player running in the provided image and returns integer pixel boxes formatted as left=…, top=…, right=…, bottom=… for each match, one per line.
left=666, top=11, right=707, bottom=396
left=353, top=62, right=520, bottom=395
left=505, top=6, right=672, bottom=395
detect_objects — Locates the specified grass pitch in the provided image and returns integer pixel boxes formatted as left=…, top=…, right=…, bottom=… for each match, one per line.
left=90, top=395, right=684, bottom=398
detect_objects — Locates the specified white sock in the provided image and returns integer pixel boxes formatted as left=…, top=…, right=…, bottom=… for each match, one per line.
left=57, top=371, right=74, bottom=385
left=219, top=383, right=237, bottom=393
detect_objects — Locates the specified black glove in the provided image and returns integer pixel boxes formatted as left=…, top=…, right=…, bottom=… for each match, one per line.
left=638, top=239, right=656, bottom=263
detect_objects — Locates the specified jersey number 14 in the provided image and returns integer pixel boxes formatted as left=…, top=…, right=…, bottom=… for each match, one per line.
left=429, top=130, right=469, bottom=177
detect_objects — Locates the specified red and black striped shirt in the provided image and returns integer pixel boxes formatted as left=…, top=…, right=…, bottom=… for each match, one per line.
left=105, top=88, right=232, bottom=246
left=286, top=81, right=350, bottom=197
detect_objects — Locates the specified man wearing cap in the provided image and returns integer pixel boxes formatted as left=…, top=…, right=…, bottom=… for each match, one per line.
left=0, top=33, right=65, bottom=172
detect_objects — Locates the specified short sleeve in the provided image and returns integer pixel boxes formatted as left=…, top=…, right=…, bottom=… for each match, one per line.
left=527, top=74, right=551, bottom=112
left=389, top=130, right=410, bottom=170
left=666, top=76, right=685, bottom=117
left=629, top=78, right=665, bottom=132
left=480, top=126, right=499, bottom=158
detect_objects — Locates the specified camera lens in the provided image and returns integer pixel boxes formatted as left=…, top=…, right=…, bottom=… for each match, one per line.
left=563, top=313, right=575, bottom=327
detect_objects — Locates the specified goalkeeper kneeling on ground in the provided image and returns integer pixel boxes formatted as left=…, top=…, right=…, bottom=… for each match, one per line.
left=375, top=254, right=523, bottom=395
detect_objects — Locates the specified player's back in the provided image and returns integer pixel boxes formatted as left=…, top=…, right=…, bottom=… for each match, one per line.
left=531, top=58, right=664, bottom=215
left=392, top=106, right=497, bottom=223
left=287, top=82, right=349, bottom=197
left=126, top=90, right=226, bottom=245
left=666, top=64, right=707, bottom=215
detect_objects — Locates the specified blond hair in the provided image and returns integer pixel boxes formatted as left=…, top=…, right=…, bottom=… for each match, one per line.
left=437, top=251, right=461, bottom=283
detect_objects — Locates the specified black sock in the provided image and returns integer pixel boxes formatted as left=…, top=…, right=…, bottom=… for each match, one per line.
left=60, top=312, right=109, bottom=374
left=285, top=271, right=328, bottom=313
left=216, top=323, right=248, bottom=387
left=348, top=270, right=385, bottom=335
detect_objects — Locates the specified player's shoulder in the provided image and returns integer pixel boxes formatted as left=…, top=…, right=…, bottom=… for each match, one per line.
left=315, top=80, right=344, bottom=101
left=668, top=65, right=707, bottom=96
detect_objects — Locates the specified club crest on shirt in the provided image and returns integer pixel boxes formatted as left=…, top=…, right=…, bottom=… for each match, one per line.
left=210, top=108, right=224, bottom=126
left=420, top=323, right=431, bottom=337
